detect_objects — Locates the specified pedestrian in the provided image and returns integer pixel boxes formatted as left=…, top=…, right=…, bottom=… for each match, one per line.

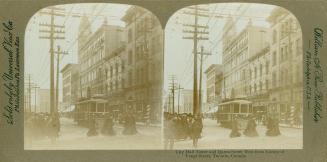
left=190, top=115, right=203, bottom=148
left=229, top=115, right=241, bottom=138
left=101, top=114, right=116, bottom=136
left=122, top=112, right=137, bottom=135
left=47, top=113, right=60, bottom=143
left=164, top=113, right=175, bottom=150
left=243, top=115, right=259, bottom=137
left=87, top=118, right=98, bottom=137
left=266, top=113, right=281, bottom=136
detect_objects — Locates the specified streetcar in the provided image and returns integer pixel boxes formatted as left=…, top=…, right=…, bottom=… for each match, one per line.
left=216, top=99, right=253, bottom=128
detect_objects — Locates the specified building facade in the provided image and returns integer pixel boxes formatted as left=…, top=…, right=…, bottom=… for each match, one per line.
left=38, top=89, right=50, bottom=113
left=267, top=7, right=303, bottom=125
left=73, top=7, right=163, bottom=123
left=121, top=6, right=164, bottom=122
left=61, top=63, right=79, bottom=112
left=205, top=64, right=223, bottom=111
left=222, top=19, right=268, bottom=100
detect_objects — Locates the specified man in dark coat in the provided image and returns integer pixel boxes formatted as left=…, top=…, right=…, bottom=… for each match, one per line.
left=47, top=113, right=60, bottom=143
left=230, top=116, right=241, bottom=138
left=122, top=112, right=137, bottom=135
left=101, top=114, right=116, bottom=136
left=243, top=116, right=259, bottom=137
left=164, top=113, right=175, bottom=149
left=190, top=115, right=203, bottom=148
left=266, top=113, right=281, bottom=136
left=87, top=118, right=98, bottom=137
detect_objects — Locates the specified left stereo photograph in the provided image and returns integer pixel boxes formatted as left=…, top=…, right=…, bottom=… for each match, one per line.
left=24, top=3, right=164, bottom=150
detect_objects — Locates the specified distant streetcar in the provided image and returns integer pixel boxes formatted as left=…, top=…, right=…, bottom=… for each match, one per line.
left=216, top=99, right=253, bottom=128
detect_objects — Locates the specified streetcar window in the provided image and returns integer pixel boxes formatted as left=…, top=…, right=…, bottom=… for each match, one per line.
left=241, top=104, right=247, bottom=113
left=234, top=103, right=240, bottom=113
left=249, top=106, right=253, bottom=113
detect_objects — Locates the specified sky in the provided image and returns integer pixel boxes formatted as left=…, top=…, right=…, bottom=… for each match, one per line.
left=25, top=3, right=279, bottom=105
left=164, top=3, right=276, bottom=103
left=24, top=4, right=130, bottom=104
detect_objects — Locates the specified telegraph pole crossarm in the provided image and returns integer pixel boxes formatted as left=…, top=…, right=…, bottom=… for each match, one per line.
left=182, top=5, right=209, bottom=115
left=38, top=6, right=66, bottom=115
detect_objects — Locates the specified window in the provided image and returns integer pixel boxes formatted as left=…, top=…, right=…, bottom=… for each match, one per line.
left=128, top=28, right=133, bottom=43
left=260, top=64, right=263, bottom=76
left=115, top=63, right=119, bottom=75
left=121, top=60, right=125, bottom=72
left=254, top=84, right=257, bottom=92
left=122, top=78, right=125, bottom=88
left=128, top=50, right=133, bottom=64
left=280, top=47, right=284, bottom=61
left=266, top=61, right=269, bottom=74
left=272, top=72, right=276, bottom=87
left=265, top=80, right=268, bottom=90
left=255, top=67, right=257, bottom=78
left=128, top=71, right=132, bottom=86
left=273, top=51, right=277, bottom=66
left=273, top=30, right=277, bottom=44
left=110, top=66, right=113, bottom=77
left=280, top=70, right=284, bottom=86
left=249, top=69, right=252, bottom=79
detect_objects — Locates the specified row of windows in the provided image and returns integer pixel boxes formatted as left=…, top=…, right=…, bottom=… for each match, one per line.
left=272, top=17, right=299, bottom=44
left=272, top=38, right=302, bottom=66
left=249, top=61, right=269, bottom=79
left=128, top=15, right=160, bottom=43
left=224, top=48, right=248, bottom=72
left=81, top=35, right=105, bottom=58
left=271, top=65, right=302, bottom=88
left=249, top=80, right=269, bottom=94
left=224, top=31, right=249, bottom=53
left=81, top=49, right=105, bottom=72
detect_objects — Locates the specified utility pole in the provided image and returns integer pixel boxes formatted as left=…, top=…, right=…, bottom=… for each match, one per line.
left=168, top=94, right=171, bottom=113
left=32, top=85, right=40, bottom=115
left=39, top=6, right=66, bottom=115
left=177, top=84, right=184, bottom=114
left=169, top=75, right=177, bottom=113
left=54, top=45, right=68, bottom=114
left=198, top=46, right=211, bottom=113
left=182, top=5, right=209, bottom=115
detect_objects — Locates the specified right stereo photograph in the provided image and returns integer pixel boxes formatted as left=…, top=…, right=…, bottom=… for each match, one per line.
left=163, top=3, right=303, bottom=150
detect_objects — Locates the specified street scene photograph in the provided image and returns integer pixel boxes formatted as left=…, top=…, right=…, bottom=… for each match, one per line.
left=24, top=4, right=164, bottom=149
left=163, top=3, right=303, bottom=149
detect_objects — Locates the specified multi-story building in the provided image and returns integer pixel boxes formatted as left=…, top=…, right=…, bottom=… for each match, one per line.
left=61, top=63, right=79, bottom=112
left=205, top=64, right=223, bottom=113
left=78, top=18, right=125, bottom=98
left=75, top=16, right=126, bottom=123
left=180, top=89, right=193, bottom=114
left=38, top=89, right=50, bottom=113
left=267, top=7, right=303, bottom=125
left=121, top=6, right=164, bottom=122
left=222, top=18, right=268, bottom=100
left=247, top=45, right=270, bottom=113
left=103, top=43, right=126, bottom=115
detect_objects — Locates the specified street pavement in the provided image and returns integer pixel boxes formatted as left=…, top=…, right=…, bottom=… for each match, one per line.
left=25, top=117, right=162, bottom=150
left=172, top=119, right=303, bottom=149
left=25, top=117, right=302, bottom=150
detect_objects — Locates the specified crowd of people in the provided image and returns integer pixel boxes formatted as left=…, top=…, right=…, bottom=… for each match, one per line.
left=163, top=112, right=282, bottom=149
left=229, top=113, right=281, bottom=138
left=24, top=113, right=60, bottom=143
left=86, top=111, right=138, bottom=137
left=163, top=112, right=203, bottom=149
